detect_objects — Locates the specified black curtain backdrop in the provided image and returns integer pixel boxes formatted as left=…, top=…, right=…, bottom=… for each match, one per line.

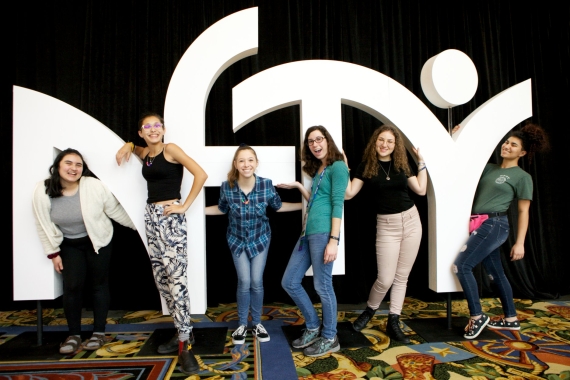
left=6, top=1, right=569, bottom=312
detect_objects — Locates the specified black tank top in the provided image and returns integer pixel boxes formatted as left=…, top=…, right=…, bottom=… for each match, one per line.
left=141, top=150, right=183, bottom=203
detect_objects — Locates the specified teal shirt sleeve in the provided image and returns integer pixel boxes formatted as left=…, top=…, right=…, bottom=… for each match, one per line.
left=330, top=160, right=349, bottom=219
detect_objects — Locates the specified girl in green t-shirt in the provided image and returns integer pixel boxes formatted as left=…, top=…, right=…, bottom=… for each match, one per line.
left=453, top=123, right=549, bottom=340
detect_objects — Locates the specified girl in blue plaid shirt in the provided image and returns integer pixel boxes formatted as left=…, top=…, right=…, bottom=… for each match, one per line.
left=206, top=145, right=301, bottom=345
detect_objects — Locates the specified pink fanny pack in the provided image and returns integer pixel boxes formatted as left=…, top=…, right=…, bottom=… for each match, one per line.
left=469, top=214, right=488, bottom=233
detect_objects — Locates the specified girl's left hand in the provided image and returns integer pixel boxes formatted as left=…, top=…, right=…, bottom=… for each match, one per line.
left=510, top=243, right=525, bottom=261
left=324, top=241, right=338, bottom=264
left=412, top=147, right=424, bottom=162
left=164, top=203, right=187, bottom=215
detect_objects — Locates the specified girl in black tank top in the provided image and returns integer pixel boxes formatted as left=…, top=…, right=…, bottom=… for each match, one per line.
left=116, top=113, right=207, bottom=375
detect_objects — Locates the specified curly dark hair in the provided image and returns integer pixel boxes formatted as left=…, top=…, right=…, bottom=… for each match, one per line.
left=509, top=122, right=550, bottom=164
left=361, top=125, right=411, bottom=178
left=301, top=126, right=344, bottom=177
left=45, top=148, right=93, bottom=198
left=227, top=144, right=258, bottom=188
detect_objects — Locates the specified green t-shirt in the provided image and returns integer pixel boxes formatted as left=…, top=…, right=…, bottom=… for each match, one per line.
left=472, top=163, right=533, bottom=214
left=306, top=160, right=349, bottom=235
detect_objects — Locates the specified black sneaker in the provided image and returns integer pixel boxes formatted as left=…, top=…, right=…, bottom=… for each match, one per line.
left=464, top=314, right=490, bottom=339
left=231, top=325, right=247, bottom=345
left=487, top=317, right=520, bottom=331
left=252, top=324, right=270, bottom=342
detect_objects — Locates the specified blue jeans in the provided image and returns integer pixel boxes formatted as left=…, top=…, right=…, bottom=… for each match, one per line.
left=232, top=244, right=269, bottom=326
left=454, top=215, right=517, bottom=318
left=282, top=233, right=337, bottom=339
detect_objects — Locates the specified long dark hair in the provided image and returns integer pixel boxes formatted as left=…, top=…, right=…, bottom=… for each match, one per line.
left=44, top=148, right=93, bottom=198
left=361, top=125, right=411, bottom=178
left=509, top=123, right=550, bottom=164
left=301, top=126, right=344, bottom=177
left=227, top=144, right=258, bottom=188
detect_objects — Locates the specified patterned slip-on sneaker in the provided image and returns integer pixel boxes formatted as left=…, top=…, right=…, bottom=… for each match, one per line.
left=464, top=314, right=490, bottom=339
left=252, top=324, right=270, bottom=342
left=292, top=327, right=320, bottom=348
left=303, top=336, right=340, bottom=357
left=231, top=325, right=248, bottom=345
left=487, top=317, right=520, bottom=331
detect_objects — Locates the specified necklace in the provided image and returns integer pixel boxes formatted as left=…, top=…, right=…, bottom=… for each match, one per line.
left=379, top=160, right=391, bottom=180
left=241, top=194, right=249, bottom=205
left=146, top=148, right=162, bottom=167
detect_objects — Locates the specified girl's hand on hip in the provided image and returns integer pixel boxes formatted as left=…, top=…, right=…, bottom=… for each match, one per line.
left=324, top=241, right=338, bottom=264
left=163, top=203, right=187, bottom=215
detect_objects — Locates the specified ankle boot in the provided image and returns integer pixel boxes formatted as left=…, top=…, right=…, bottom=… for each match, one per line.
left=353, top=307, right=376, bottom=332
left=178, top=340, right=200, bottom=375
left=386, top=313, right=410, bottom=344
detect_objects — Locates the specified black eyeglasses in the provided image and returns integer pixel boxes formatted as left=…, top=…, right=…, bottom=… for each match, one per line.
left=307, top=136, right=326, bottom=146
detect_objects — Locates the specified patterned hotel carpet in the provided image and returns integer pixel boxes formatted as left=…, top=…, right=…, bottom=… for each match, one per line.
left=1, top=297, right=569, bottom=379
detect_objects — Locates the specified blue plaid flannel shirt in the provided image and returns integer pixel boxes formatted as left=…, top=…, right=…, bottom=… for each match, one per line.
left=218, top=176, right=282, bottom=258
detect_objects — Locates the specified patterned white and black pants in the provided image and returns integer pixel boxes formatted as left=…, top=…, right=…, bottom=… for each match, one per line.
left=144, top=203, right=192, bottom=335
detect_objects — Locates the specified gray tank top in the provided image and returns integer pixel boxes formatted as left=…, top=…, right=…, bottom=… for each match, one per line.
left=50, top=190, right=88, bottom=239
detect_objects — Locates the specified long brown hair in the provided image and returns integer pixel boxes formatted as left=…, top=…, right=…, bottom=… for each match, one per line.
left=301, top=126, right=344, bottom=177
left=227, top=145, right=258, bottom=188
left=361, top=125, right=411, bottom=178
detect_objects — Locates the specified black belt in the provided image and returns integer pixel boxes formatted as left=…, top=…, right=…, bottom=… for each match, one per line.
left=475, top=211, right=507, bottom=218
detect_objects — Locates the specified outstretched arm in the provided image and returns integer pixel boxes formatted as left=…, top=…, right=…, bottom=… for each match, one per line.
left=163, top=143, right=208, bottom=215
left=205, top=205, right=225, bottom=215
left=510, top=199, right=530, bottom=261
left=276, top=181, right=311, bottom=201
left=277, top=202, right=302, bottom=212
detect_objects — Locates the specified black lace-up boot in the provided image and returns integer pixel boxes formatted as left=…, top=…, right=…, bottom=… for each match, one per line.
left=353, top=307, right=376, bottom=332
left=386, top=313, right=410, bottom=344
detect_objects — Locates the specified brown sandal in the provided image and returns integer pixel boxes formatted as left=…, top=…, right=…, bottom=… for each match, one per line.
left=60, top=335, right=82, bottom=354
left=83, top=333, right=106, bottom=350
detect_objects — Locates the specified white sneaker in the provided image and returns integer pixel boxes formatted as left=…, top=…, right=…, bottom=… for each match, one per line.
left=232, top=325, right=247, bottom=345
left=252, top=324, right=270, bottom=342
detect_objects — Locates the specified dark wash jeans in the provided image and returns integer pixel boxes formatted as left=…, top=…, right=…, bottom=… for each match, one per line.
left=454, top=215, right=517, bottom=318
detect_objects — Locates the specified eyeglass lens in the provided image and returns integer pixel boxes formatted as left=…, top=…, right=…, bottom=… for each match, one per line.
left=308, top=136, right=325, bottom=145
left=142, top=122, right=163, bottom=129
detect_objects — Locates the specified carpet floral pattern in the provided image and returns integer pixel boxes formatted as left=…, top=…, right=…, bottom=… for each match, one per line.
left=0, top=298, right=569, bottom=379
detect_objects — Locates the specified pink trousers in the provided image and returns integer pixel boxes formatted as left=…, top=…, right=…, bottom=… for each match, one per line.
left=367, top=205, right=422, bottom=315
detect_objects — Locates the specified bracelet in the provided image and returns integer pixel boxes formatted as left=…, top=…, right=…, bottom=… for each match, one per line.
left=47, top=252, right=60, bottom=259
left=329, top=235, right=340, bottom=243
left=418, top=166, right=427, bottom=172
left=128, top=142, right=135, bottom=152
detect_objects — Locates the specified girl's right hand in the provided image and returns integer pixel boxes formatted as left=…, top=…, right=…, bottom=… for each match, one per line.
left=276, top=181, right=301, bottom=190
left=116, top=143, right=134, bottom=166
left=52, top=256, right=63, bottom=274
left=452, top=124, right=461, bottom=135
